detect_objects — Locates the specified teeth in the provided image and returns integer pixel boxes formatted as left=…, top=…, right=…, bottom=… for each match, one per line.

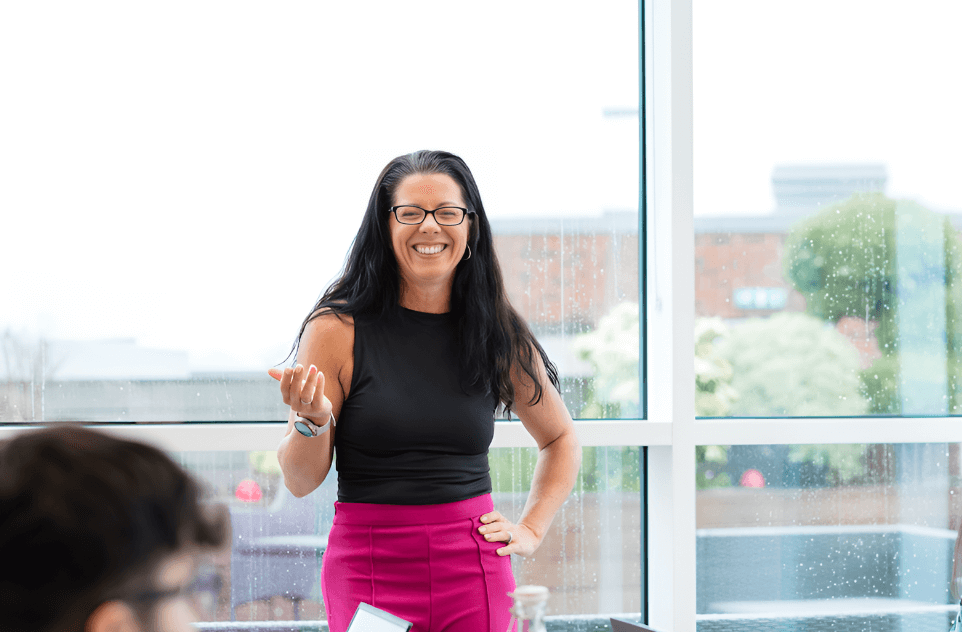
left=415, top=244, right=445, bottom=255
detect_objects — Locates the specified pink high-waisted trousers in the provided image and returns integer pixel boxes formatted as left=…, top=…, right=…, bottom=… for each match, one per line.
left=320, top=493, right=516, bottom=632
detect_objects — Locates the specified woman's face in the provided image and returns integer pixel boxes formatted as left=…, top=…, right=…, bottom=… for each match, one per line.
left=389, top=172, right=472, bottom=295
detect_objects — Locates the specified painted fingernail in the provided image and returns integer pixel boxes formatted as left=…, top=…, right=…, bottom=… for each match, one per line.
left=479, top=527, right=486, bottom=533
left=485, top=534, right=492, bottom=540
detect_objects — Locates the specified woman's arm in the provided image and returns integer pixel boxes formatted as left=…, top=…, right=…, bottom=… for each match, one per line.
left=479, top=352, right=582, bottom=557
left=274, top=313, right=354, bottom=498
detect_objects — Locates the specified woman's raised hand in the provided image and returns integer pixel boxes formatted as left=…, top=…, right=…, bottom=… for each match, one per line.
left=268, top=365, right=333, bottom=422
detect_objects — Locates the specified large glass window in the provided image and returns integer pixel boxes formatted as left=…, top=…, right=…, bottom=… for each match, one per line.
left=177, top=446, right=642, bottom=623
left=1, top=1, right=644, bottom=629
left=690, top=1, right=962, bottom=630
left=0, top=1, right=640, bottom=423
left=696, top=442, right=959, bottom=630
left=693, top=0, right=962, bottom=420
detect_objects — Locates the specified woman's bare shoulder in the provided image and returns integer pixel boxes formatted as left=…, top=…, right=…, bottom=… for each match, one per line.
left=302, top=309, right=355, bottom=351
left=300, top=309, right=355, bottom=396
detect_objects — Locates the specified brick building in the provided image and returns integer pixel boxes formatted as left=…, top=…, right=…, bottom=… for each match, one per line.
left=490, top=211, right=639, bottom=381
left=694, top=164, right=887, bottom=319
left=491, top=211, right=640, bottom=334
left=491, top=164, right=893, bottom=372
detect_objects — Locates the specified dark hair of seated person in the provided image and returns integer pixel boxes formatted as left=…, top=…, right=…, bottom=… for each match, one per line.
left=0, top=425, right=228, bottom=632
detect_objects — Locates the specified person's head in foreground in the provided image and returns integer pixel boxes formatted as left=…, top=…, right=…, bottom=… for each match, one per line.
left=0, top=425, right=228, bottom=632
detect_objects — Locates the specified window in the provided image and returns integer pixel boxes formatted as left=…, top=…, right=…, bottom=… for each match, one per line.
left=687, top=0, right=962, bottom=629
left=1, top=1, right=645, bottom=628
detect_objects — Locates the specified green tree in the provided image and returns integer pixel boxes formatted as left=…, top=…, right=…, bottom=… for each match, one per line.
left=710, top=313, right=869, bottom=487
left=695, top=318, right=737, bottom=417
left=694, top=320, right=736, bottom=488
left=572, top=306, right=738, bottom=419
left=575, top=306, right=738, bottom=488
left=718, top=312, right=868, bottom=417
left=787, top=444, right=868, bottom=485
left=572, top=301, right=640, bottom=418
left=783, top=193, right=962, bottom=413
left=566, top=304, right=646, bottom=492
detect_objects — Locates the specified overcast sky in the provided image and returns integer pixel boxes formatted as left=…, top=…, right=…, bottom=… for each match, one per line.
left=694, top=0, right=962, bottom=218
left=2, top=0, right=959, bottom=373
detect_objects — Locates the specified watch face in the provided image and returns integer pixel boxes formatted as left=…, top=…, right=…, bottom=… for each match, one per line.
left=294, top=420, right=315, bottom=437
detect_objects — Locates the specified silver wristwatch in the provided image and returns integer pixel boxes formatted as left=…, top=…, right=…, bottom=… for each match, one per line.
left=294, top=412, right=335, bottom=438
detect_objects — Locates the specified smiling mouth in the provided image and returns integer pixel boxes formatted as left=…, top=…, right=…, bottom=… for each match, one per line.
left=414, top=244, right=446, bottom=255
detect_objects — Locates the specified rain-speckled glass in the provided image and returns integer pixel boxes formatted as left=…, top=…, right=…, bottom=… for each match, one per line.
left=1, top=1, right=643, bottom=629
left=694, top=0, right=962, bottom=629
left=176, top=446, right=641, bottom=623
left=694, top=0, right=962, bottom=421
left=696, top=442, right=961, bottom=631
left=0, top=2, right=641, bottom=424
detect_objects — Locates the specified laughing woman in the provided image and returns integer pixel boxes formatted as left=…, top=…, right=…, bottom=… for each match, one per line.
left=273, top=150, right=581, bottom=632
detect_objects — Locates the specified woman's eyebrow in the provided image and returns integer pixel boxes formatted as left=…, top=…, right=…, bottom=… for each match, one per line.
left=397, top=201, right=463, bottom=208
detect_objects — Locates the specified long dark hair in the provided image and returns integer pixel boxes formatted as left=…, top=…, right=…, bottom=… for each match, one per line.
left=294, top=149, right=560, bottom=413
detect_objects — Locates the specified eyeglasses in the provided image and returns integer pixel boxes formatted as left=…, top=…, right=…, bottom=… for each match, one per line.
left=126, top=571, right=221, bottom=619
left=389, top=205, right=472, bottom=226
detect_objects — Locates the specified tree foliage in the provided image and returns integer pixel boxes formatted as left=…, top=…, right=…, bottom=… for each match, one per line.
left=783, top=192, right=962, bottom=413
left=573, top=301, right=640, bottom=418
left=784, top=193, right=901, bottom=350
left=695, top=318, right=736, bottom=417
left=718, top=312, right=867, bottom=417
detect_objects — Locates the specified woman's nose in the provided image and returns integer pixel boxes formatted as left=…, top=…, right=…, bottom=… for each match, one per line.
left=419, top=213, right=441, bottom=231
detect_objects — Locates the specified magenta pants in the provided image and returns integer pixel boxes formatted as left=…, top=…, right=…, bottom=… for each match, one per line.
left=320, top=493, right=516, bottom=632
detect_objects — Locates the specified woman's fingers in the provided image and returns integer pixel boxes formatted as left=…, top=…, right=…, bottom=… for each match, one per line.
left=498, top=524, right=536, bottom=556
left=482, top=527, right=512, bottom=542
left=269, top=365, right=331, bottom=417
left=315, top=371, right=327, bottom=412
left=277, top=366, right=295, bottom=406
left=479, top=512, right=539, bottom=556
left=479, top=511, right=512, bottom=542
left=480, top=511, right=502, bottom=524
left=296, top=366, right=331, bottom=417
left=299, top=365, right=318, bottom=405
left=289, top=364, right=306, bottom=405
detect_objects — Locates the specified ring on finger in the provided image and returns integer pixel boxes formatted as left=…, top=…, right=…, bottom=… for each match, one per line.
left=506, top=531, right=513, bottom=544
left=300, top=399, right=312, bottom=405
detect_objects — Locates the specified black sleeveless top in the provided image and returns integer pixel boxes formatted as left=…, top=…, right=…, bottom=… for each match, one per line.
left=334, top=307, right=498, bottom=504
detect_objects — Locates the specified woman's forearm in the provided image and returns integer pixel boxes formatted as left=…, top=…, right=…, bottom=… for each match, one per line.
left=516, top=429, right=582, bottom=541
left=277, top=409, right=334, bottom=497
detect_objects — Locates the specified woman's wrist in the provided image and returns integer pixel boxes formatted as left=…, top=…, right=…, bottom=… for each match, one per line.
left=297, top=412, right=332, bottom=424
left=294, top=412, right=335, bottom=438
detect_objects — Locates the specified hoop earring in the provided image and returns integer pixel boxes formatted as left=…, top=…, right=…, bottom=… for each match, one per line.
left=463, top=245, right=472, bottom=261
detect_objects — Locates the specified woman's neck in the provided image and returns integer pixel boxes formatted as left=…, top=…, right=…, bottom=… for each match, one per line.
left=398, top=281, right=452, bottom=314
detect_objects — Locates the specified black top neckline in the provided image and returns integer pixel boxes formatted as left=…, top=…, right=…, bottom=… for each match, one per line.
left=399, top=305, right=453, bottom=321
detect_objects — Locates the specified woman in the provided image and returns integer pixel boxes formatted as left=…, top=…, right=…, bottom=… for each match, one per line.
left=273, top=150, right=581, bottom=632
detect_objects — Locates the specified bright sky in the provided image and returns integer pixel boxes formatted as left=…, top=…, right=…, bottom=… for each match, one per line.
left=694, top=0, right=962, bottom=217
left=1, top=0, right=959, bottom=373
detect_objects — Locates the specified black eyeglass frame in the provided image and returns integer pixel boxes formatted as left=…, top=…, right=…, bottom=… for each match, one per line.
left=126, top=586, right=188, bottom=605
left=389, top=205, right=474, bottom=226
left=122, top=570, right=220, bottom=608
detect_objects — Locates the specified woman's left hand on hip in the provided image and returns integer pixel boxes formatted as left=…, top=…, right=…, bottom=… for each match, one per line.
left=478, top=510, right=539, bottom=557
